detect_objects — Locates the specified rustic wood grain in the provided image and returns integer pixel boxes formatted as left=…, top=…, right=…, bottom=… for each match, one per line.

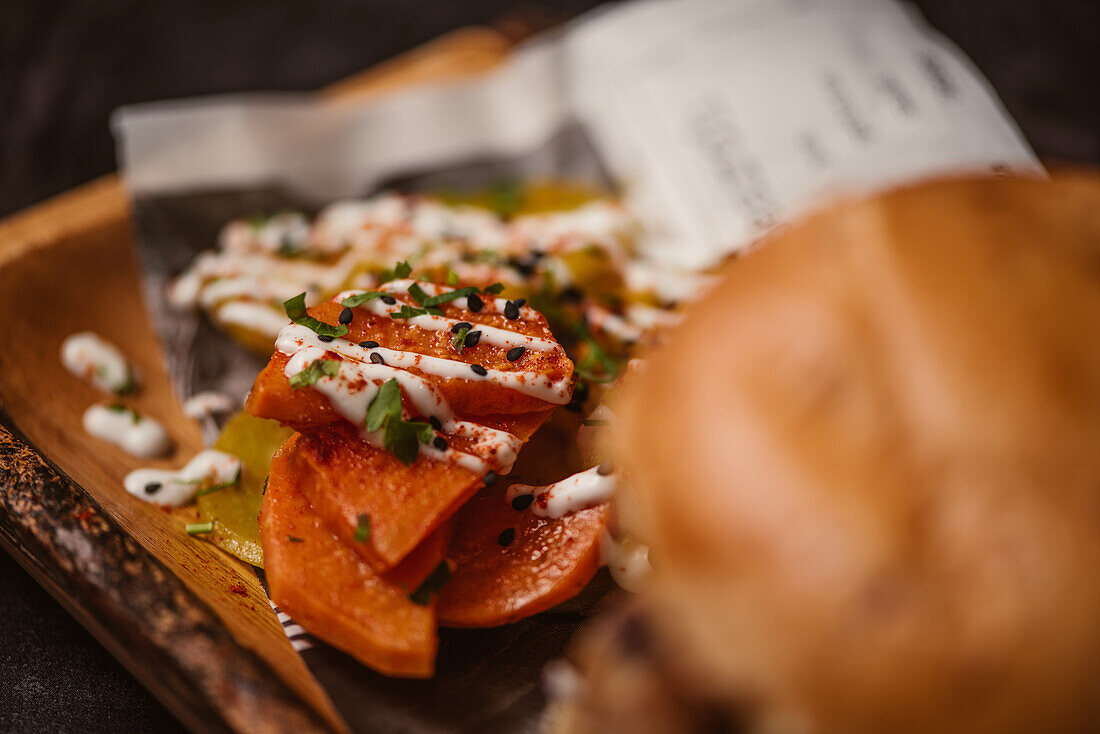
left=0, top=26, right=511, bottom=734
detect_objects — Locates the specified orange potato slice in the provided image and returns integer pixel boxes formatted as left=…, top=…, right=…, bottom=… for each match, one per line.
left=436, top=488, right=610, bottom=628
left=266, top=296, right=572, bottom=417
left=260, top=435, right=439, bottom=677
left=293, top=410, right=553, bottom=572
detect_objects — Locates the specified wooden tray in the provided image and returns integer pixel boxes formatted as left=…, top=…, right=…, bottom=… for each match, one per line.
left=0, top=27, right=512, bottom=734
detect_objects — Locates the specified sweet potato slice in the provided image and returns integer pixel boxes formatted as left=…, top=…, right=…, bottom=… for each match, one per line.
left=436, top=488, right=611, bottom=627
left=265, top=296, right=572, bottom=417
left=260, top=435, right=439, bottom=677
left=292, top=409, right=553, bottom=573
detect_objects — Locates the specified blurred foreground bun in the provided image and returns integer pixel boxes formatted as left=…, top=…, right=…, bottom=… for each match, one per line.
left=587, top=173, right=1100, bottom=734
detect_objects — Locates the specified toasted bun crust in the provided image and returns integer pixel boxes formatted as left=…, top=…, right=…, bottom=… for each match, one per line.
left=613, top=173, right=1100, bottom=734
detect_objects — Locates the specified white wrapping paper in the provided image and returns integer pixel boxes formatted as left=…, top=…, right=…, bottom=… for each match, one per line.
left=116, top=0, right=1039, bottom=272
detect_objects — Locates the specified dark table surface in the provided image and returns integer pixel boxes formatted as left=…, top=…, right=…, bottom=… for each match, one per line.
left=1, top=0, right=1097, bottom=731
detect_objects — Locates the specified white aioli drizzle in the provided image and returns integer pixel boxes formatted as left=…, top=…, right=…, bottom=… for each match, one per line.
left=506, top=465, right=618, bottom=520
left=60, top=332, right=135, bottom=394
left=336, top=288, right=560, bottom=354
left=182, top=391, right=237, bottom=420
left=216, top=301, right=291, bottom=338
left=123, top=449, right=241, bottom=507
left=599, top=530, right=652, bottom=592
left=374, top=280, right=539, bottom=319
left=275, top=325, right=524, bottom=474
left=83, top=404, right=171, bottom=458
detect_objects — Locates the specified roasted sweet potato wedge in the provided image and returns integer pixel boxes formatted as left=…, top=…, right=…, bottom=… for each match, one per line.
left=436, top=488, right=610, bottom=627
left=293, top=410, right=553, bottom=572
left=247, top=293, right=573, bottom=419
left=260, top=435, right=439, bottom=677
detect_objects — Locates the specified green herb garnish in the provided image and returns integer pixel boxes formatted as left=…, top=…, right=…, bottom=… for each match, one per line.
left=277, top=236, right=302, bottom=258
left=385, top=417, right=433, bottom=465
left=486, top=180, right=522, bottom=219
left=185, top=522, right=214, bottom=536
left=354, top=513, right=372, bottom=543
left=289, top=359, right=341, bottom=389
left=407, top=282, right=432, bottom=306
left=422, top=286, right=479, bottom=308
left=581, top=419, right=610, bottom=427
left=365, top=378, right=433, bottom=465
left=365, top=379, right=402, bottom=432
left=340, top=291, right=389, bottom=308
left=573, top=321, right=622, bottom=383
left=452, top=325, right=470, bottom=354
left=245, top=214, right=268, bottom=230
left=106, top=402, right=141, bottom=423
left=196, top=466, right=242, bottom=497
left=389, top=304, right=444, bottom=319
left=481, top=282, right=506, bottom=296
left=446, top=270, right=460, bottom=286
left=287, top=535, right=304, bottom=543
left=378, top=260, right=413, bottom=284
left=283, top=292, right=348, bottom=338
left=114, top=369, right=137, bottom=396
left=408, top=560, right=453, bottom=605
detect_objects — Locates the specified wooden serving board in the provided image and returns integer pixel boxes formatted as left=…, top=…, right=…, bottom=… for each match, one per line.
left=0, top=27, right=511, bottom=734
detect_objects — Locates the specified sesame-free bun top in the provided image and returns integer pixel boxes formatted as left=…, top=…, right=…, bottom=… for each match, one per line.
left=613, top=173, right=1100, bottom=734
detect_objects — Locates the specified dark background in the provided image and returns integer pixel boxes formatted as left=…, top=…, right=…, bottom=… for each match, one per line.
left=1, top=0, right=1098, bottom=731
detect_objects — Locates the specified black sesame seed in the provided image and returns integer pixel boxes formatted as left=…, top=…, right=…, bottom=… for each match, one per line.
left=429, top=416, right=442, bottom=431
left=513, top=298, right=527, bottom=308
left=506, top=346, right=526, bottom=362
left=471, top=364, right=488, bottom=376
left=511, top=494, right=534, bottom=511
left=483, top=470, right=497, bottom=487
left=432, top=436, right=448, bottom=451
left=370, top=353, right=385, bottom=365
left=144, top=482, right=162, bottom=495
left=559, top=286, right=584, bottom=304
left=597, top=460, right=614, bottom=476
left=466, top=294, right=484, bottom=312
left=450, top=321, right=473, bottom=334
left=359, top=340, right=379, bottom=349
left=381, top=295, right=397, bottom=305
left=510, top=257, right=536, bottom=277
left=497, top=528, right=515, bottom=547
left=464, top=330, right=482, bottom=348
left=318, top=334, right=334, bottom=343
left=339, top=307, right=353, bottom=325
left=504, top=301, right=520, bottom=320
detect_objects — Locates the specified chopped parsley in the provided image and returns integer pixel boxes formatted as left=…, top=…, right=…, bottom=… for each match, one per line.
left=283, top=292, right=348, bottom=338
left=365, top=379, right=433, bottom=465
left=354, top=513, right=372, bottom=543
left=340, top=291, right=390, bottom=308
left=196, top=466, right=243, bottom=497
left=446, top=270, right=460, bottom=286
left=114, top=369, right=137, bottom=396
left=106, top=403, right=141, bottom=424
left=289, top=359, right=341, bottom=389
left=486, top=180, right=522, bottom=219
left=409, top=560, right=453, bottom=605
left=452, top=325, right=470, bottom=354
left=389, top=304, right=444, bottom=319
left=185, top=522, right=214, bottom=536
left=378, top=260, right=413, bottom=284
left=573, top=321, right=622, bottom=383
